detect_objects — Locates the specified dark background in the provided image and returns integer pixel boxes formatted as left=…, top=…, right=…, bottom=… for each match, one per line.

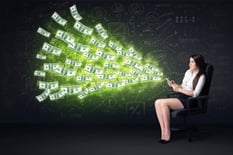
left=1, top=0, right=233, bottom=125
left=1, top=1, right=233, bottom=155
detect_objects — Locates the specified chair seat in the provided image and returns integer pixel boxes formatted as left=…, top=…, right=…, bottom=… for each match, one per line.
left=172, top=108, right=205, bottom=118
left=172, top=109, right=188, bottom=117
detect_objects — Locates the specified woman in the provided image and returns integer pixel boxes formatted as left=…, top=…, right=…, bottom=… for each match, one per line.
left=154, top=54, right=206, bottom=144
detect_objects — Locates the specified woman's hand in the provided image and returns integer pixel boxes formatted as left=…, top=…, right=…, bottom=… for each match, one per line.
left=167, top=79, right=182, bottom=92
left=172, top=84, right=182, bottom=92
left=167, top=79, right=175, bottom=87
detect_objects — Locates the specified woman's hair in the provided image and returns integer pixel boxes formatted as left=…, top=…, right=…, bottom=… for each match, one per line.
left=191, top=54, right=206, bottom=90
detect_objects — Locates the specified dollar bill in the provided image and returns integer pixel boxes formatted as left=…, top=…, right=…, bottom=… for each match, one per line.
left=49, top=89, right=66, bottom=101
left=103, top=62, right=119, bottom=69
left=141, top=76, right=158, bottom=81
left=155, top=72, right=163, bottom=76
left=66, top=58, right=82, bottom=68
left=34, top=70, right=46, bottom=77
left=51, top=12, right=67, bottom=26
left=76, top=76, right=92, bottom=82
left=128, top=47, right=142, bottom=60
left=127, top=47, right=136, bottom=57
left=130, top=70, right=143, bottom=77
left=123, top=78, right=138, bottom=84
left=78, top=89, right=89, bottom=99
left=66, top=69, right=77, bottom=76
left=95, top=68, right=104, bottom=74
left=97, top=74, right=116, bottom=80
left=88, top=83, right=104, bottom=93
left=83, top=52, right=99, bottom=60
left=68, top=42, right=90, bottom=53
left=95, top=23, right=108, bottom=39
left=84, top=64, right=96, bottom=73
left=134, top=62, right=143, bottom=71
left=38, top=81, right=59, bottom=90
left=60, top=85, right=82, bottom=94
left=154, top=77, right=162, bottom=81
left=145, top=63, right=159, bottom=72
left=108, top=40, right=122, bottom=51
left=125, top=60, right=143, bottom=71
left=84, top=64, right=103, bottom=74
left=55, top=30, right=75, bottom=44
left=54, top=65, right=76, bottom=77
left=143, top=66, right=163, bottom=76
left=43, top=63, right=59, bottom=71
left=37, top=27, right=51, bottom=38
left=142, top=68, right=153, bottom=74
left=134, top=54, right=142, bottom=61
left=96, top=50, right=115, bottom=60
left=124, top=60, right=132, bottom=66
left=90, top=37, right=106, bottom=48
left=42, top=42, right=62, bottom=56
left=117, top=50, right=130, bottom=57
left=118, top=72, right=132, bottom=76
left=54, top=65, right=65, bottom=75
left=106, top=81, right=125, bottom=88
left=36, top=89, right=51, bottom=102
left=36, top=54, right=46, bottom=60
left=73, top=21, right=93, bottom=35
left=69, top=4, right=82, bottom=21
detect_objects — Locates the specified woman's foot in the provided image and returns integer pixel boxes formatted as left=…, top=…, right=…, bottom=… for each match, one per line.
left=158, top=134, right=171, bottom=144
left=163, top=131, right=171, bottom=142
left=160, top=139, right=170, bottom=144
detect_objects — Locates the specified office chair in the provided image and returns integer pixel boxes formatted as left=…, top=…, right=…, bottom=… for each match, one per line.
left=168, top=63, right=214, bottom=142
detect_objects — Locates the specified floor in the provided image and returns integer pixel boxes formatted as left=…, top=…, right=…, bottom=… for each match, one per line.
left=0, top=124, right=233, bottom=155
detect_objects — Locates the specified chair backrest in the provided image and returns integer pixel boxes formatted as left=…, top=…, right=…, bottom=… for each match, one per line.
left=200, top=63, right=214, bottom=96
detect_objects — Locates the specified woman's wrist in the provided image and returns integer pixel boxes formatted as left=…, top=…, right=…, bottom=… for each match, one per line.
left=178, top=87, right=183, bottom=92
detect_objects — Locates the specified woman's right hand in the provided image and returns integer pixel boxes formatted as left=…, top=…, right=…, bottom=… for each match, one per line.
left=167, top=79, right=175, bottom=87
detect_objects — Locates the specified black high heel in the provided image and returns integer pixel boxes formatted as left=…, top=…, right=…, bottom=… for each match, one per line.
left=158, top=139, right=164, bottom=143
left=160, top=139, right=170, bottom=144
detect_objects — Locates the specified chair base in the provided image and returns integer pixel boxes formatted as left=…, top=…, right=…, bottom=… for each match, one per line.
left=171, top=127, right=197, bottom=142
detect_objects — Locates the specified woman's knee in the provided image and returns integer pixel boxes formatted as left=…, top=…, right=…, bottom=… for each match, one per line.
left=155, top=99, right=163, bottom=108
left=155, top=99, right=169, bottom=108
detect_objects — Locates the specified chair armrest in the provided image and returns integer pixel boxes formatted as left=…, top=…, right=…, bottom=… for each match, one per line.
left=187, top=95, right=209, bottom=112
left=188, top=96, right=208, bottom=101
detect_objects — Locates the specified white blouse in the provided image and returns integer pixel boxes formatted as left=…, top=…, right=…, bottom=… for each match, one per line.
left=181, top=69, right=206, bottom=97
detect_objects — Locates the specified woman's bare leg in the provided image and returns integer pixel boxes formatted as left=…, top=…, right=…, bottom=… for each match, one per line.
left=155, top=98, right=184, bottom=141
left=154, top=99, right=165, bottom=139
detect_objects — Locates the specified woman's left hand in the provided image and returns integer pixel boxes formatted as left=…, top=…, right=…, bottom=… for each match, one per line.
left=172, top=84, right=181, bottom=92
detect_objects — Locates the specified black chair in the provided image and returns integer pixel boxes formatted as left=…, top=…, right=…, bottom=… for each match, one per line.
left=168, top=63, right=214, bottom=142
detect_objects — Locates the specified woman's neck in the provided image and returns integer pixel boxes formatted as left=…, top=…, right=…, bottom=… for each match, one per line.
left=191, top=68, right=199, bottom=74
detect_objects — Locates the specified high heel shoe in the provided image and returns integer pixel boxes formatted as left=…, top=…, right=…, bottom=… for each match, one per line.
left=158, top=139, right=164, bottom=143
left=158, top=139, right=171, bottom=144
left=160, top=139, right=170, bottom=144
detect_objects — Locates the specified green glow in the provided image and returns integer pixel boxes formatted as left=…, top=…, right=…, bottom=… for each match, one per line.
left=34, top=4, right=164, bottom=103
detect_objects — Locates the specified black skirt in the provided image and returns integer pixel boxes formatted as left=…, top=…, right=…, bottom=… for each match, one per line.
left=176, top=93, right=190, bottom=109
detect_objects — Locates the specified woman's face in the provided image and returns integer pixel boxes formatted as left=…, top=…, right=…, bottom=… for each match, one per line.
left=189, top=57, right=198, bottom=71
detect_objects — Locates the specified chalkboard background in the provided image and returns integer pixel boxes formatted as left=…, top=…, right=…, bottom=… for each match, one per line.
left=1, top=0, right=233, bottom=125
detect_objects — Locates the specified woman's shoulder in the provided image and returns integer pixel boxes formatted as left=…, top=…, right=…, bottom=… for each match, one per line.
left=200, top=73, right=206, bottom=78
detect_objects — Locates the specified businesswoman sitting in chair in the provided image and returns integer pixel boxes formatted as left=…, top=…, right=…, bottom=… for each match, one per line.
left=154, top=54, right=206, bottom=144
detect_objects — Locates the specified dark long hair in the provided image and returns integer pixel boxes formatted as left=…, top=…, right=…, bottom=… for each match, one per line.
left=191, top=54, right=206, bottom=90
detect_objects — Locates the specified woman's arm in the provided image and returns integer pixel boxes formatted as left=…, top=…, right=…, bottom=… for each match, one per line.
left=193, top=75, right=206, bottom=97
left=172, top=75, right=206, bottom=97
left=172, top=85, right=194, bottom=96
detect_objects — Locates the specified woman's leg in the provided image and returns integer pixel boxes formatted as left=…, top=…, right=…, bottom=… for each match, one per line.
left=155, top=98, right=184, bottom=141
left=154, top=99, right=165, bottom=139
